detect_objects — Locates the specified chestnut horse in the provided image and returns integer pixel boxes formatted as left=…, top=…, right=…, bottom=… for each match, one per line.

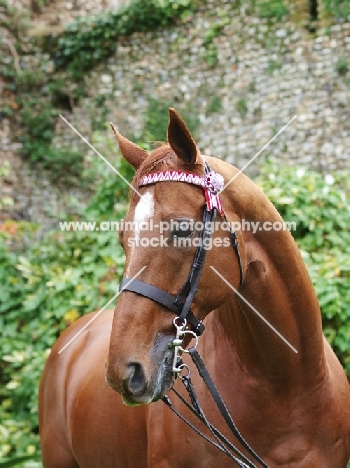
left=39, top=109, right=350, bottom=467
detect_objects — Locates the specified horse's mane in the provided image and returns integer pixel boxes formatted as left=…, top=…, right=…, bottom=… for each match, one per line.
left=130, top=143, right=203, bottom=203
left=133, top=144, right=175, bottom=186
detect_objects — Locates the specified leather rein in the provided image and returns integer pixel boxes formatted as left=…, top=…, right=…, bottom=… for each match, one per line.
left=119, top=161, right=269, bottom=468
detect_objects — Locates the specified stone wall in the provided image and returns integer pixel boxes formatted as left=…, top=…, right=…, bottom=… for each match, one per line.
left=87, top=1, right=350, bottom=173
left=1, top=0, right=350, bottom=227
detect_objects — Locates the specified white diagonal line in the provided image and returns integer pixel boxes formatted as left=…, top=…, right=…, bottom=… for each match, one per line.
left=59, top=114, right=145, bottom=200
left=58, top=266, right=147, bottom=354
left=210, top=266, right=298, bottom=354
left=220, top=115, right=298, bottom=194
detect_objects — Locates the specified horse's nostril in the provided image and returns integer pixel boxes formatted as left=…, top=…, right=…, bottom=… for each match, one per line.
left=123, top=362, right=147, bottom=395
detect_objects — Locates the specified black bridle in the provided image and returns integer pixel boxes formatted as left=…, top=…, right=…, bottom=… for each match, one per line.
left=119, top=161, right=268, bottom=467
left=120, top=161, right=244, bottom=336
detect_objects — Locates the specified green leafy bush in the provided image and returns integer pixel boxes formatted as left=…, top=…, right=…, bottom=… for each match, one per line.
left=0, top=230, right=127, bottom=458
left=0, top=149, right=130, bottom=460
left=18, top=99, right=83, bottom=175
left=256, top=160, right=350, bottom=373
left=45, top=0, right=196, bottom=75
left=323, top=0, right=350, bottom=20
left=0, top=455, right=41, bottom=468
left=83, top=130, right=135, bottom=217
left=31, top=0, right=54, bottom=12
left=335, top=57, right=349, bottom=76
left=143, top=98, right=199, bottom=142
left=0, top=163, right=14, bottom=211
left=207, top=96, right=222, bottom=114
left=202, top=19, right=228, bottom=67
left=254, top=0, right=288, bottom=21
left=236, top=96, right=248, bottom=116
left=0, top=16, right=84, bottom=176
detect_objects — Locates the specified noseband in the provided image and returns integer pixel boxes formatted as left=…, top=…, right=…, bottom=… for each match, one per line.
left=120, top=161, right=244, bottom=336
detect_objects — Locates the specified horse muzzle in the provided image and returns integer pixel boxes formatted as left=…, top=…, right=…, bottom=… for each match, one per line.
left=105, top=334, right=175, bottom=406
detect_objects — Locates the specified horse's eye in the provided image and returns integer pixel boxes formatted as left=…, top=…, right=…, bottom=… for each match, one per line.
left=171, top=220, right=193, bottom=239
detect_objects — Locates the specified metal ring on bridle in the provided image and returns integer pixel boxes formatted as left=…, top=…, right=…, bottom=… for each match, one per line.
left=177, top=364, right=190, bottom=380
left=173, top=316, right=187, bottom=329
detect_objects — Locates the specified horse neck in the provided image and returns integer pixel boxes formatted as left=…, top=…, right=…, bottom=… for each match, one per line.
left=215, top=173, right=325, bottom=387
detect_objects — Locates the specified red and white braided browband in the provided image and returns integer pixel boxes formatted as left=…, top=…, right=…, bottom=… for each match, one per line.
left=139, top=170, right=225, bottom=216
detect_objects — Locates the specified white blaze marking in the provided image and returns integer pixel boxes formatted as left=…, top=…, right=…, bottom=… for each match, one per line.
left=133, top=191, right=154, bottom=236
left=124, top=191, right=154, bottom=277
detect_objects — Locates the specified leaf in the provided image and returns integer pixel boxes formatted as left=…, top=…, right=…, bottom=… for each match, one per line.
left=0, top=455, right=40, bottom=467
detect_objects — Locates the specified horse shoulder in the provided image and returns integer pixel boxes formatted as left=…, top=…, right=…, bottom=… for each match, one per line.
left=40, top=309, right=151, bottom=467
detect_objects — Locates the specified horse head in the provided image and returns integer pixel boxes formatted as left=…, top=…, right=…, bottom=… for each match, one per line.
left=105, top=109, right=244, bottom=406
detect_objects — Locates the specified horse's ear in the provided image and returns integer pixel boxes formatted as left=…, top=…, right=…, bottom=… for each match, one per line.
left=110, top=123, right=148, bottom=170
left=167, top=108, right=200, bottom=165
